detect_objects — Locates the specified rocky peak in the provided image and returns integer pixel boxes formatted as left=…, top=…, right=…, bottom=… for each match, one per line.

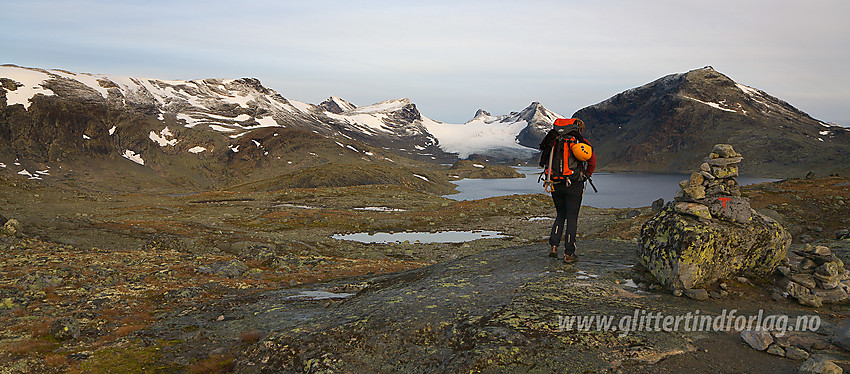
left=319, top=96, right=357, bottom=114
left=473, top=109, right=491, bottom=119
left=395, top=101, right=421, bottom=122
left=513, top=102, right=563, bottom=148
left=231, top=78, right=271, bottom=95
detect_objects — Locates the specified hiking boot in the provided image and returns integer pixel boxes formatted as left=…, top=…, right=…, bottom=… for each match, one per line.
left=563, top=253, right=578, bottom=264
left=548, top=245, right=558, bottom=258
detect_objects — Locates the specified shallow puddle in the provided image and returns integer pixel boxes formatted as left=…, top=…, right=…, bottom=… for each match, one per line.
left=576, top=270, right=599, bottom=280
left=332, top=230, right=508, bottom=244
left=286, top=291, right=355, bottom=300
left=353, top=206, right=406, bottom=212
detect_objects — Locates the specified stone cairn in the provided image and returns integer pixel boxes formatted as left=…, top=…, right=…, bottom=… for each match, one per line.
left=673, top=144, right=750, bottom=223
left=778, top=245, right=849, bottom=307
left=637, top=143, right=790, bottom=292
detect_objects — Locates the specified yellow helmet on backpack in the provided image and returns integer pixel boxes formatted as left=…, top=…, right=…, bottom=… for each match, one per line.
left=571, top=142, right=593, bottom=161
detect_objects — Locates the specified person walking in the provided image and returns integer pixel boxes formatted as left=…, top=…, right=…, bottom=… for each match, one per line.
left=539, top=118, right=596, bottom=264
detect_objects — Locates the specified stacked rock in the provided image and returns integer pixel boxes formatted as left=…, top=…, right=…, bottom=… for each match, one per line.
left=674, top=144, right=751, bottom=223
left=778, top=245, right=849, bottom=307
left=638, top=143, right=790, bottom=291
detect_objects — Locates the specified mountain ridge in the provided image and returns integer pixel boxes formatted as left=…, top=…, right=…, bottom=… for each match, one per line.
left=0, top=64, right=557, bottom=164
left=3, top=64, right=848, bottom=182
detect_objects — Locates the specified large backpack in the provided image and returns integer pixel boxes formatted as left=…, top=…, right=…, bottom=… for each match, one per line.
left=541, top=119, right=588, bottom=191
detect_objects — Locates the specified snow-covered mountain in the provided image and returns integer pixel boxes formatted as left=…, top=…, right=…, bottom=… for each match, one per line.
left=424, top=103, right=563, bottom=159
left=0, top=65, right=478, bottom=193
left=0, top=64, right=559, bottom=164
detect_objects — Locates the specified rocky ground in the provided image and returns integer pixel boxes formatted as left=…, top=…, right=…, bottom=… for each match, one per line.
left=0, top=174, right=849, bottom=373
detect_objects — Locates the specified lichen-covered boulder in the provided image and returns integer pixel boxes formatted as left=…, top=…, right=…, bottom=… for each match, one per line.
left=638, top=205, right=791, bottom=290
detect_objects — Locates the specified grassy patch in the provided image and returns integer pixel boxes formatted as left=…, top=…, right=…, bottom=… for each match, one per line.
left=79, top=341, right=183, bottom=374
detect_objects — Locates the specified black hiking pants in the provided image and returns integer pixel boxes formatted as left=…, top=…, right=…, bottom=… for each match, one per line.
left=549, top=180, right=584, bottom=255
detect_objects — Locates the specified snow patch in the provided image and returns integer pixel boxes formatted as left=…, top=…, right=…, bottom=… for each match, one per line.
left=188, top=146, right=207, bottom=154
left=288, top=99, right=314, bottom=113
left=473, top=164, right=485, bottom=168
left=176, top=113, right=199, bottom=128
left=682, top=96, right=740, bottom=113
left=229, top=145, right=240, bottom=153
left=413, top=174, right=430, bottom=182
left=82, top=134, right=91, bottom=140
left=18, top=169, right=39, bottom=179
left=109, top=126, right=117, bottom=135
left=122, top=150, right=145, bottom=165
left=736, top=83, right=760, bottom=97
left=209, top=124, right=238, bottom=132
left=0, top=66, right=56, bottom=109
left=255, top=116, right=279, bottom=127
left=149, top=127, right=178, bottom=146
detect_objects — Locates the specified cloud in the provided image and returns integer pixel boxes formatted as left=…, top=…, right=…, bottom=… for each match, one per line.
left=1, top=0, right=848, bottom=124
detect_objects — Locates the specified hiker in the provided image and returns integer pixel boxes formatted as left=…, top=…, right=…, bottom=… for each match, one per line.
left=539, top=118, right=596, bottom=264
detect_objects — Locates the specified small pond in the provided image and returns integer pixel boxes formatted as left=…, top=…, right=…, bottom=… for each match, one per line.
left=332, top=230, right=508, bottom=244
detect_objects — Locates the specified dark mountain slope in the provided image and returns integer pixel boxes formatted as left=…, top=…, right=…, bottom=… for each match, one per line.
left=575, top=67, right=850, bottom=178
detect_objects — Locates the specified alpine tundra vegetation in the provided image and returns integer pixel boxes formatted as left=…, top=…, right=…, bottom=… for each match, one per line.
left=1, top=65, right=850, bottom=373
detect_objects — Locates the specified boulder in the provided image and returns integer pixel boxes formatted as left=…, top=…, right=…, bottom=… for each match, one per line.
left=767, top=344, right=785, bottom=356
left=690, top=172, right=705, bottom=186
left=1, top=219, right=21, bottom=236
left=638, top=204, right=791, bottom=290
left=706, top=156, right=744, bottom=167
left=673, top=202, right=711, bottom=220
left=682, top=185, right=706, bottom=200
left=711, top=144, right=741, bottom=158
left=799, top=356, right=843, bottom=374
left=651, top=198, right=665, bottom=213
left=741, top=329, right=773, bottom=351
left=684, top=288, right=709, bottom=301
left=785, top=346, right=810, bottom=361
left=797, top=293, right=824, bottom=308
left=49, top=317, right=80, bottom=341
left=711, top=164, right=739, bottom=179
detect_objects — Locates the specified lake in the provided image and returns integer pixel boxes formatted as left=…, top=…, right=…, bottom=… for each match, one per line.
left=445, top=167, right=777, bottom=209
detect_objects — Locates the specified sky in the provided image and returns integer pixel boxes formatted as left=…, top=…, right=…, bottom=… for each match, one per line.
left=2, top=0, right=848, bottom=125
